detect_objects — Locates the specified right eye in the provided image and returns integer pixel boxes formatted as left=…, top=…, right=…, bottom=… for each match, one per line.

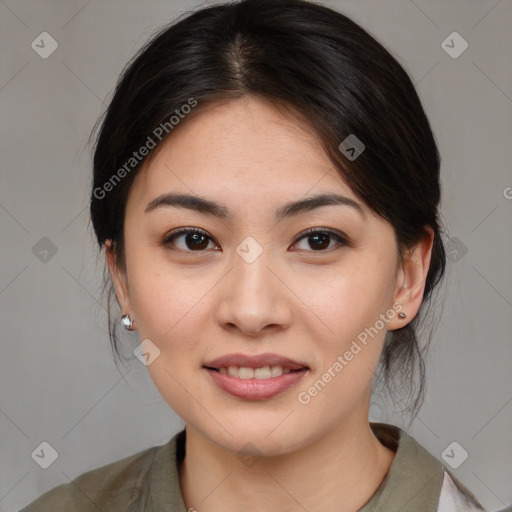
left=162, top=228, right=220, bottom=252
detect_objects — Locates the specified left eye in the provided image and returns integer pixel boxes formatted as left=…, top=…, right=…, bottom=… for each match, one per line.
left=293, top=229, right=348, bottom=252
left=162, top=228, right=347, bottom=252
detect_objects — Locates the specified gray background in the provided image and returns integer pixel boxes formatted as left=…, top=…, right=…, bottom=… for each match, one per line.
left=1, top=0, right=511, bottom=510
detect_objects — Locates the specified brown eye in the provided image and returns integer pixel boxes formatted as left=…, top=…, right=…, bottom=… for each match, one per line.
left=163, top=228, right=217, bottom=251
left=293, top=229, right=348, bottom=252
left=162, top=227, right=348, bottom=254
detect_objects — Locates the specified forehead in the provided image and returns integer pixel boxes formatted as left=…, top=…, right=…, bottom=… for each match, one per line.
left=127, top=96, right=363, bottom=215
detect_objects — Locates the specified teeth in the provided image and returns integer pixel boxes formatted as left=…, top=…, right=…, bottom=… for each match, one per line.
left=238, top=367, right=254, bottom=379
left=271, top=366, right=283, bottom=377
left=254, top=366, right=271, bottom=379
left=219, top=365, right=293, bottom=378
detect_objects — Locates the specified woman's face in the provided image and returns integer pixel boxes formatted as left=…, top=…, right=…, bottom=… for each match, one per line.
left=108, top=95, right=431, bottom=455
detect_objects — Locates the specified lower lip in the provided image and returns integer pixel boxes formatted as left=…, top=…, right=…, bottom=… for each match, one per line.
left=203, top=368, right=308, bottom=400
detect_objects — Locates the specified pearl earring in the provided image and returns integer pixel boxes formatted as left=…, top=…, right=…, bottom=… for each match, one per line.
left=121, top=314, right=136, bottom=331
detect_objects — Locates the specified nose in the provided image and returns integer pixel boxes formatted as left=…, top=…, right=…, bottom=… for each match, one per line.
left=215, top=248, right=292, bottom=338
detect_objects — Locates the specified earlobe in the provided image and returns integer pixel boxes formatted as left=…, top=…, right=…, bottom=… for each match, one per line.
left=389, top=227, right=435, bottom=330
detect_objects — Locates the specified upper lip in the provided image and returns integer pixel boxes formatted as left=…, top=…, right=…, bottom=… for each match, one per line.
left=203, top=352, right=309, bottom=371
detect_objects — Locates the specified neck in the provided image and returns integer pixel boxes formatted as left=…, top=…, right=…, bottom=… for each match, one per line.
left=178, top=416, right=396, bottom=512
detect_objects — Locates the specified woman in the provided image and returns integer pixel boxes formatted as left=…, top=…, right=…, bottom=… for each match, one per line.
left=21, top=0, right=486, bottom=510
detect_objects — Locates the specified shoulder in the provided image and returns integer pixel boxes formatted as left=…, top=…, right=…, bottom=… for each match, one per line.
left=19, top=443, right=163, bottom=512
left=368, top=423, right=486, bottom=512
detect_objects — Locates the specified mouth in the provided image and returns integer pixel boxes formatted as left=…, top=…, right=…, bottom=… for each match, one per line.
left=201, top=352, right=310, bottom=400
left=202, top=365, right=308, bottom=379
left=202, top=352, right=310, bottom=378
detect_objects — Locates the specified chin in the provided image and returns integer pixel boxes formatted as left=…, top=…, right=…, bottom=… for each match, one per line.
left=193, top=415, right=312, bottom=458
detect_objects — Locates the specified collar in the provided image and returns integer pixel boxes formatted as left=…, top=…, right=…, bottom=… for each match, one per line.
left=359, top=422, right=445, bottom=511
left=142, top=422, right=444, bottom=512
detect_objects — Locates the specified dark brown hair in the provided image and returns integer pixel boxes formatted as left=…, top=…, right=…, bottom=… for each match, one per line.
left=90, top=0, right=446, bottom=421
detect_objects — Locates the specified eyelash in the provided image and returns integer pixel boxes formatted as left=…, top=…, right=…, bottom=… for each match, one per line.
left=162, top=227, right=349, bottom=254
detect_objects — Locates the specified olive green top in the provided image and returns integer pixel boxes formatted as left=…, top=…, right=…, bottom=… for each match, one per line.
left=19, top=422, right=458, bottom=512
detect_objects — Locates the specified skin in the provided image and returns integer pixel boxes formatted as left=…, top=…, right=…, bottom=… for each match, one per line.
left=106, top=95, right=434, bottom=512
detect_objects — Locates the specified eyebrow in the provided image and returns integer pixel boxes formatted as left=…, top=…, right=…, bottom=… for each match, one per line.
left=144, top=192, right=366, bottom=221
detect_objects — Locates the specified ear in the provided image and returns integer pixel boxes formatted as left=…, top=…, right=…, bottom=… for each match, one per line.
left=105, top=239, right=132, bottom=315
left=388, top=226, right=435, bottom=330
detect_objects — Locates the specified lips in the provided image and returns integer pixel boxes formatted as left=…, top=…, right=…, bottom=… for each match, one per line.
left=202, top=352, right=310, bottom=400
left=203, top=352, right=309, bottom=371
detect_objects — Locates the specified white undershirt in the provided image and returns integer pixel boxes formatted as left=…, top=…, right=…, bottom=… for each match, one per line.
left=438, top=471, right=483, bottom=511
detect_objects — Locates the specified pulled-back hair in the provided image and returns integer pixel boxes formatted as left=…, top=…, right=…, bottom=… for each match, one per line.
left=90, top=0, right=447, bottom=421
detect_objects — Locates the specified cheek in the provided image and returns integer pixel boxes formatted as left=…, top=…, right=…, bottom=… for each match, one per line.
left=123, top=238, right=201, bottom=334
left=296, top=258, right=397, bottom=407
left=302, top=255, right=395, bottom=341
left=126, top=265, right=211, bottom=416
left=129, top=268, right=205, bottom=345
left=294, top=278, right=391, bottom=421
